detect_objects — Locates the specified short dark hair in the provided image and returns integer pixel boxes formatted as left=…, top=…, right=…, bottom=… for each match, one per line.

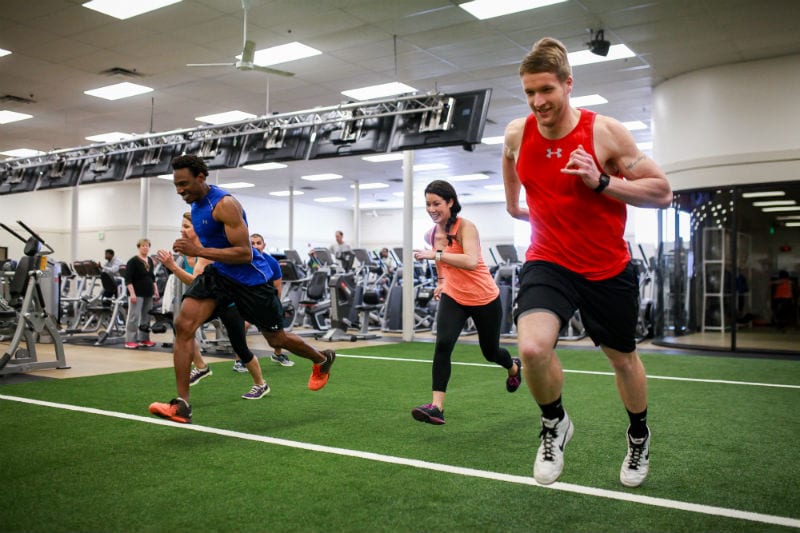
left=171, top=154, right=208, bottom=177
left=105, top=249, right=114, bottom=255
left=424, top=180, right=462, bottom=244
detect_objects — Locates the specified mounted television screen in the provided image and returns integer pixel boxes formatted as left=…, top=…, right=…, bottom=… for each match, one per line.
left=238, top=126, right=312, bottom=166
left=390, top=88, right=492, bottom=151
left=79, top=153, right=132, bottom=185
left=0, top=165, right=40, bottom=195
left=126, top=143, right=183, bottom=179
left=308, top=115, right=393, bottom=159
left=36, top=158, right=85, bottom=190
left=182, top=136, right=243, bottom=170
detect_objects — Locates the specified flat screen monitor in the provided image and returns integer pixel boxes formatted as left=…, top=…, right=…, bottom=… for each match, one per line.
left=79, top=153, right=132, bottom=184
left=309, top=115, right=393, bottom=159
left=390, top=89, right=492, bottom=152
left=0, top=165, right=41, bottom=195
left=238, top=126, right=312, bottom=166
left=126, top=144, right=183, bottom=178
left=36, top=158, right=85, bottom=190
left=182, top=136, right=242, bottom=170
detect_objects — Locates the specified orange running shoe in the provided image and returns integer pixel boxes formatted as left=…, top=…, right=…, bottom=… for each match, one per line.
left=308, top=350, right=335, bottom=391
left=148, top=398, right=192, bottom=423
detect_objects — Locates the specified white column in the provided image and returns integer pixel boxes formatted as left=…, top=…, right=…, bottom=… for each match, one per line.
left=288, top=184, right=294, bottom=250
left=70, top=186, right=79, bottom=262
left=140, top=178, right=150, bottom=237
left=352, top=180, right=361, bottom=247
left=402, top=150, right=415, bottom=342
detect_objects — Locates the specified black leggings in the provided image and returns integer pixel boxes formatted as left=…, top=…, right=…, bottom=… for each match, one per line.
left=217, top=304, right=255, bottom=364
left=432, top=293, right=513, bottom=392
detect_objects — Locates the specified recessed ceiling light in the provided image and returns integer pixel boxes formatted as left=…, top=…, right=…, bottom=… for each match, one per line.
left=301, top=173, right=342, bottom=182
left=314, top=196, right=347, bottom=203
left=446, top=173, right=490, bottom=182
left=483, top=184, right=505, bottom=190
left=458, top=0, right=566, bottom=20
left=84, top=82, right=153, bottom=101
left=622, top=121, right=648, bottom=131
left=742, top=191, right=785, bottom=198
left=362, top=153, right=404, bottom=163
left=0, top=148, right=46, bottom=157
left=570, top=94, right=608, bottom=107
left=218, top=182, right=254, bottom=189
left=786, top=222, right=800, bottom=227
left=753, top=200, right=796, bottom=207
left=242, top=162, right=287, bottom=171
left=413, top=163, right=449, bottom=172
left=481, top=136, right=505, bottom=145
left=763, top=206, right=800, bottom=212
left=247, top=42, right=321, bottom=66
left=568, top=44, right=636, bottom=67
left=392, top=192, right=404, bottom=197
left=0, top=48, right=11, bottom=57
left=341, top=82, right=416, bottom=101
left=82, top=0, right=182, bottom=20
left=156, top=174, right=173, bottom=180
left=269, top=190, right=304, bottom=197
left=85, top=132, right=135, bottom=143
left=0, top=110, right=33, bottom=124
left=195, top=110, right=256, bottom=124
left=351, top=182, right=389, bottom=190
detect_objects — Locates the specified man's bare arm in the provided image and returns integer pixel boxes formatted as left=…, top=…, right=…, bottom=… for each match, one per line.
left=502, top=118, right=530, bottom=221
left=173, top=197, right=252, bottom=264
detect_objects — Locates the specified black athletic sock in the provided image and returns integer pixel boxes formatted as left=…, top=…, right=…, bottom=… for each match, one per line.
left=627, top=408, right=648, bottom=439
left=539, top=396, right=565, bottom=421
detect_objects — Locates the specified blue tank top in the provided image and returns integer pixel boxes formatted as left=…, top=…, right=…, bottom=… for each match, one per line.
left=191, top=184, right=274, bottom=286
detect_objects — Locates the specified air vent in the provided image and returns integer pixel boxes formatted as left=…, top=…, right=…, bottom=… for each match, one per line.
left=300, top=186, right=316, bottom=190
left=0, top=94, right=36, bottom=104
left=99, top=67, right=142, bottom=77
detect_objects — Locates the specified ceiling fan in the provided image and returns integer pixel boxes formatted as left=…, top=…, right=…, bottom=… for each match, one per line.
left=186, top=0, right=294, bottom=77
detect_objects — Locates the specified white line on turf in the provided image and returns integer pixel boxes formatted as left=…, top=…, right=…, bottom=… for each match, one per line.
left=336, top=353, right=800, bottom=389
left=1, top=393, right=798, bottom=529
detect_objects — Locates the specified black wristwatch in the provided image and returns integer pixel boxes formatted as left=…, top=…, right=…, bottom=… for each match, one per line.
left=594, top=173, right=610, bottom=193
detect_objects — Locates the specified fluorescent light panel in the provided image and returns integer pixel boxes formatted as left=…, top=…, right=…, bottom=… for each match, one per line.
left=0, top=148, right=45, bottom=157
left=776, top=215, right=800, bottom=220
left=622, top=121, right=648, bottom=131
left=156, top=174, right=173, bottom=180
left=269, top=190, right=304, bottom=197
left=85, top=132, right=135, bottom=142
left=568, top=44, right=636, bottom=67
left=341, top=82, right=416, bottom=101
left=459, top=0, right=566, bottom=20
left=0, top=48, right=11, bottom=57
left=785, top=222, right=800, bottom=227
left=218, top=182, right=254, bottom=189
left=351, top=182, right=389, bottom=190
left=301, top=173, right=342, bottom=182
left=82, top=0, right=182, bottom=20
left=481, top=135, right=505, bottom=145
left=250, top=42, right=321, bottom=66
left=571, top=94, right=608, bottom=107
left=446, top=173, right=490, bottom=182
left=242, top=162, right=287, bottom=171
left=314, top=196, right=346, bottom=203
left=84, top=82, right=153, bottom=100
left=413, top=163, right=448, bottom=172
left=195, top=110, right=256, bottom=124
left=742, top=191, right=785, bottom=198
left=483, top=184, right=505, bottom=190
left=362, top=153, right=404, bottom=163
left=0, top=110, right=33, bottom=124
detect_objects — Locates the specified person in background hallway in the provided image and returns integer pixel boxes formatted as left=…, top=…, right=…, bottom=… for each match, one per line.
left=771, top=270, right=795, bottom=332
left=410, top=180, right=522, bottom=426
left=502, top=37, right=672, bottom=487
left=249, top=232, right=294, bottom=367
left=124, top=239, right=158, bottom=349
left=149, top=155, right=335, bottom=424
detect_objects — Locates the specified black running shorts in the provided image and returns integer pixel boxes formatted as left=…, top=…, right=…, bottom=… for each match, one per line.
left=513, top=260, right=638, bottom=353
left=183, top=264, right=283, bottom=332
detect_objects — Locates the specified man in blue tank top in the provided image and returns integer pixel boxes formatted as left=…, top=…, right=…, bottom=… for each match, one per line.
left=149, top=155, right=336, bottom=424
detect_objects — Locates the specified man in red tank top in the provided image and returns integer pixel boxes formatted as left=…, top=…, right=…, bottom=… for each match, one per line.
left=502, top=37, right=672, bottom=488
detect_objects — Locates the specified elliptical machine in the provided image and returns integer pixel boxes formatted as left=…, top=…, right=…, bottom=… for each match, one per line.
left=0, top=221, right=69, bottom=374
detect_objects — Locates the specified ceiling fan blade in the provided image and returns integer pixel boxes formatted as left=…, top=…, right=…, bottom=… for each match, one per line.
left=187, top=62, right=236, bottom=67
left=253, top=65, right=295, bottom=77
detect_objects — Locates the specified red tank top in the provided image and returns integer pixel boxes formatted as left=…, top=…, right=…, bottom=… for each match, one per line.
left=515, top=109, right=629, bottom=280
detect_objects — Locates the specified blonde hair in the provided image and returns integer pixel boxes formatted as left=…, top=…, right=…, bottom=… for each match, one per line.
left=519, top=37, right=571, bottom=82
left=182, top=211, right=191, bottom=222
left=136, top=238, right=151, bottom=248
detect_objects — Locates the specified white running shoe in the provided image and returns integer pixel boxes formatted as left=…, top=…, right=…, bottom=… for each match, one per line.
left=533, top=412, right=574, bottom=485
left=620, top=427, right=650, bottom=488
